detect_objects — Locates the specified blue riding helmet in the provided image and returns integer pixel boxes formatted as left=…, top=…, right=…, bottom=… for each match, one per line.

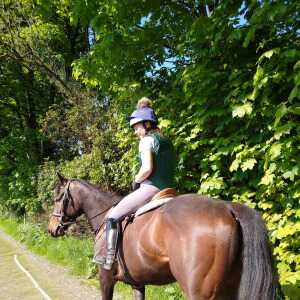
left=128, top=107, right=158, bottom=127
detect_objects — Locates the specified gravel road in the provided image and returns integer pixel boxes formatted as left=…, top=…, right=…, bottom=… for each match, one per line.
left=0, top=229, right=102, bottom=300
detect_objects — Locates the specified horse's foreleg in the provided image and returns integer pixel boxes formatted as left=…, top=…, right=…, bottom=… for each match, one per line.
left=99, top=268, right=116, bottom=300
left=132, top=285, right=145, bottom=300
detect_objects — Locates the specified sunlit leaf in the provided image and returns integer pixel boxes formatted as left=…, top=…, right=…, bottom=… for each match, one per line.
left=274, top=103, right=287, bottom=127
left=257, top=48, right=279, bottom=64
left=241, top=158, right=257, bottom=172
left=232, top=102, right=253, bottom=118
left=269, top=143, right=282, bottom=160
left=283, top=166, right=299, bottom=181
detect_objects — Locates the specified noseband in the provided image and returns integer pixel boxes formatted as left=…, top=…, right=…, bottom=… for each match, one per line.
left=52, top=180, right=77, bottom=228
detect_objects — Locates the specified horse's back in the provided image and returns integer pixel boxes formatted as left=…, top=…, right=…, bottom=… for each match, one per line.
left=162, top=194, right=236, bottom=227
left=161, top=194, right=241, bottom=257
left=164, top=193, right=228, bottom=210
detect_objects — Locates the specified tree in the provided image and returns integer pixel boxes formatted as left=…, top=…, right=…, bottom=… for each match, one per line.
left=1, top=0, right=299, bottom=296
left=0, top=0, right=91, bottom=213
left=69, top=0, right=300, bottom=296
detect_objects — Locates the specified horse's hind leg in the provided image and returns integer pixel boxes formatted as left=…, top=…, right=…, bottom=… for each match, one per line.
left=167, top=221, right=240, bottom=300
left=132, top=285, right=145, bottom=300
left=181, top=278, right=220, bottom=300
left=99, top=268, right=116, bottom=300
left=171, top=253, right=239, bottom=300
left=169, top=252, right=222, bottom=299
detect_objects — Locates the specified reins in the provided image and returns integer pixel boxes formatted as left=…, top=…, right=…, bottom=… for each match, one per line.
left=91, top=198, right=121, bottom=235
left=89, top=203, right=117, bottom=221
left=52, top=179, right=120, bottom=234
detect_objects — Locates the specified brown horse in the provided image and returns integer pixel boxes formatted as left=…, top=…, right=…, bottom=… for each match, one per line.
left=48, top=175, right=278, bottom=300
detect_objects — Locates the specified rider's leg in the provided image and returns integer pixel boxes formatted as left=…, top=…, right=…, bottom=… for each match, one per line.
left=108, top=184, right=160, bottom=220
left=103, top=218, right=118, bottom=270
left=93, top=184, right=159, bottom=269
left=93, top=218, right=118, bottom=268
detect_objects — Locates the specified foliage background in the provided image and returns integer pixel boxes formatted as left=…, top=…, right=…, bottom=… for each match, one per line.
left=0, top=0, right=299, bottom=298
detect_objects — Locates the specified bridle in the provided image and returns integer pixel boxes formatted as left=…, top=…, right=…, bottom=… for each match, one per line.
left=52, top=180, right=77, bottom=229
left=52, top=179, right=120, bottom=234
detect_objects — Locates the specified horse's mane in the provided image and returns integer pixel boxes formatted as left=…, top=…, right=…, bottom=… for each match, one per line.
left=55, top=177, right=123, bottom=207
left=72, top=178, right=123, bottom=205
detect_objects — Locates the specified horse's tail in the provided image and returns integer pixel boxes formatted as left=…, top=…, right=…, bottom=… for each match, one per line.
left=230, top=203, right=278, bottom=300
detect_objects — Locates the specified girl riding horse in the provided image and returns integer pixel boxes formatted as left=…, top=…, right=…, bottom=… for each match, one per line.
left=93, top=97, right=176, bottom=270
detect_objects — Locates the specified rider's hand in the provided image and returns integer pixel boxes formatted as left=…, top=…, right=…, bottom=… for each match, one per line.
left=132, top=181, right=140, bottom=191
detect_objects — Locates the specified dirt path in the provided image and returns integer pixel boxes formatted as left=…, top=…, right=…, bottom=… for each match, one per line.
left=0, top=229, right=102, bottom=300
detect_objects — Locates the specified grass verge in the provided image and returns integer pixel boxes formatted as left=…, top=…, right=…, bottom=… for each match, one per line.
left=0, top=215, right=184, bottom=299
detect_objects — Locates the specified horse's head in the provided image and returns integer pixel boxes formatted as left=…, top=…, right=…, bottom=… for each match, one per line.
left=48, top=173, right=81, bottom=237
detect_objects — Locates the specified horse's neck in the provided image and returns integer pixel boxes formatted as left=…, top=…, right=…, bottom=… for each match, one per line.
left=78, top=187, right=118, bottom=233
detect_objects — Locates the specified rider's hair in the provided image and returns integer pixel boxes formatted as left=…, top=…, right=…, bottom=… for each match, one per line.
left=137, top=97, right=157, bottom=132
left=137, top=97, right=152, bottom=109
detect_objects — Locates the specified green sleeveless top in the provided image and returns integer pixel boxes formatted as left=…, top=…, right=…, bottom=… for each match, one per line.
left=138, top=132, right=176, bottom=190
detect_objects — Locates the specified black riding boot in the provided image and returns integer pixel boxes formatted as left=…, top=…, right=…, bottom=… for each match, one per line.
left=93, top=218, right=118, bottom=270
left=103, top=218, right=118, bottom=270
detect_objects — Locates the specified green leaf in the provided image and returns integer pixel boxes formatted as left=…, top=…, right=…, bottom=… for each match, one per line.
left=274, top=103, right=287, bottom=127
left=259, top=202, right=274, bottom=210
left=253, top=66, right=264, bottom=86
left=232, top=102, right=253, bottom=118
left=257, top=48, right=279, bottom=64
left=289, top=86, right=300, bottom=101
left=274, top=122, right=295, bottom=139
left=243, top=27, right=255, bottom=48
left=283, top=166, right=299, bottom=181
left=276, top=223, right=300, bottom=239
left=199, top=176, right=225, bottom=193
left=159, top=118, right=172, bottom=129
left=229, top=159, right=240, bottom=172
left=260, top=170, right=275, bottom=185
left=288, top=105, right=300, bottom=115
left=241, top=158, right=257, bottom=172
left=269, top=143, right=282, bottom=160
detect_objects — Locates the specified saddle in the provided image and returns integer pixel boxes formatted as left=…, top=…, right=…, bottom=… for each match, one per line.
left=152, top=188, right=177, bottom=201
left=95, top=188, right=177, bottom=241
left=134, top=187, right=177, bottom=217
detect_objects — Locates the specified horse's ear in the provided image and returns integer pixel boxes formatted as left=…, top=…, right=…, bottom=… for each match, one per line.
left=57, top=172, right=67, bottom=185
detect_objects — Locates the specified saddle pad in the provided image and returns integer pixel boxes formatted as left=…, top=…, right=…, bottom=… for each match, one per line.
left=135, top=197, right=173, bottom=217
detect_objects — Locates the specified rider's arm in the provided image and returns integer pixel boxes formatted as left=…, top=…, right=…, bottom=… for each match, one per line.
left=135, top=137, right=154, bottom=183
left=135, top=149, right=153, bottom=183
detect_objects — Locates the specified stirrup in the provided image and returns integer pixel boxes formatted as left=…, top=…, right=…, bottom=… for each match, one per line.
left=92, top=253, right=115, bottom=269
left=92, top=255, right=106, bottom=265
left=102, top=250, right=116, bottom=270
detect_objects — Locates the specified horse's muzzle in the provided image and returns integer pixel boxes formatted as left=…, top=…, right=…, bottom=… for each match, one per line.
left=48, top=216, right=65, bottom=237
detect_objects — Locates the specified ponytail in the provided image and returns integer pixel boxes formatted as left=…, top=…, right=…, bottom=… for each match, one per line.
left=137, top=97, right=153, bottom=109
